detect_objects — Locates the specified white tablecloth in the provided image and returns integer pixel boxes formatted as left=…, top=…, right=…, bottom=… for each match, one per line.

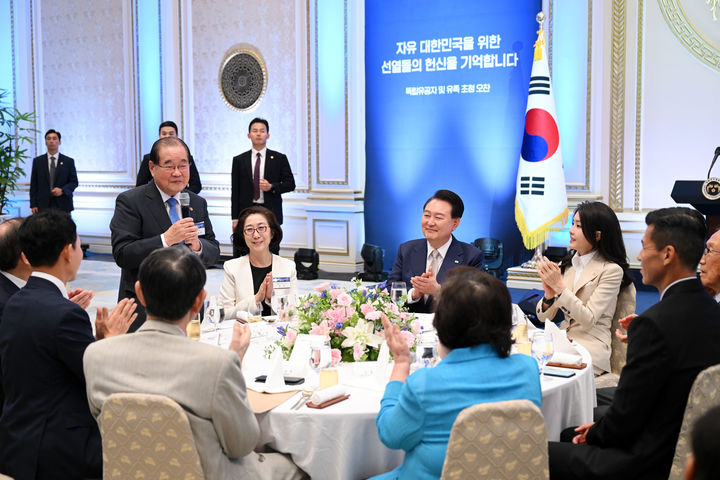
left=207, top=321, right=595, bottom=479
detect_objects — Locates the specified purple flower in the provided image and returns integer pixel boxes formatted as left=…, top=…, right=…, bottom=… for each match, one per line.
left=277, top=326, right=287, bottom=336
left=334, top=322, right=344, bottom=329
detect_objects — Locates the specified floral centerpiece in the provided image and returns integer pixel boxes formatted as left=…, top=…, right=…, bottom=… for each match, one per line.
left=273, top=280, right=420, bottom=362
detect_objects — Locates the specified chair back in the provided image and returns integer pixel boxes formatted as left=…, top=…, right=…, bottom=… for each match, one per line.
left=473, top=237, right=504, bottom=278
left=668, top=364, right=720, bottom=480
left=609, top=282, right=636, bottom=375
left=98, top=392, right=204, bottom=480
left=440, top=399, right=548, bottom=480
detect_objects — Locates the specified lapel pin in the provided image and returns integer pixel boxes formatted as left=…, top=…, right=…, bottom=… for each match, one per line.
left=270, top=155, right=274, bottom=159
left=454, top=260, right=459, bottom=264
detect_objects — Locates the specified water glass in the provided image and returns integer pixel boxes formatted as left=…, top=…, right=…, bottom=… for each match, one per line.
left=531, top=332, right=554, bottom=379
left=390, top=282, right=407, bottom=305
left=309, top=344, right=331, bottom=368
left=415, top=342, right=438, bottom=368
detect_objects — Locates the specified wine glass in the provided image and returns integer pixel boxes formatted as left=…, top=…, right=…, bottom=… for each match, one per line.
left=390, top=282, right=407, bottom=305
left=203, top=295, right=219, bottom=333
left=531, top=332, right=554, bottom=380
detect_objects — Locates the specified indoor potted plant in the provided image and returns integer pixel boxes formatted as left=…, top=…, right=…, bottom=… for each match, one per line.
left=0, top=89, right=37, bottom=219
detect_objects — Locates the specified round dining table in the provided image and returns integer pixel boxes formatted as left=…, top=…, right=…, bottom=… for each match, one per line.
left=206, top=320, right=596, bottom=480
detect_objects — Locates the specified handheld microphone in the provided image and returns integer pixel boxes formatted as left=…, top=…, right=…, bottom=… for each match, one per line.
left=179, top=192, right=191, bottom=218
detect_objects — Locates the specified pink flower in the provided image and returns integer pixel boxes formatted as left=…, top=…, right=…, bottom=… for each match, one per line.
left=410, top=320, right=422, bottom=334
left=313, top=282, right=330, bottom=292
left=365, top=311, right=382, bottom=321
left=337, top=292, right=353, bottom=307
left=330, top=288, right=344, bottom=299
left=360, top=303, right=375, bottom=316
left=325, top=307, right=350, bottom=325
left=353, top=344, right=364, bottom=361
left=400, top=330, right=415, bottom=348
left=331, top=348, right=341, bottom=366
left=309, top=320, right=331, bottom=340
left=286, top=329, right=297, bottom=345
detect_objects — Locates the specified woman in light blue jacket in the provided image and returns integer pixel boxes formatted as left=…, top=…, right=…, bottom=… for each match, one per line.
left=372, top=267, right=542, bottom=480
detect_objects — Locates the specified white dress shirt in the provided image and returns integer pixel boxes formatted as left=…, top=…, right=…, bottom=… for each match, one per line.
left=30, top=271, right=68, bottom=299
left=407, top=237, right=453, bottom=304
left=1, top=271, right=27, bottom=289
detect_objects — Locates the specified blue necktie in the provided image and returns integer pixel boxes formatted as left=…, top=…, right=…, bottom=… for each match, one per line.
left=167, top=197, right=180, bottom=224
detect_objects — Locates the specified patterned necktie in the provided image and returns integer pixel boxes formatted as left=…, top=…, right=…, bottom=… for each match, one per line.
left=49, top=156, right=56, bottom=187
left=429, top=249, right=441, bottom=276
left=167, top=197, right=180, bottom=224
left=253, top=152, right=261, bottom=201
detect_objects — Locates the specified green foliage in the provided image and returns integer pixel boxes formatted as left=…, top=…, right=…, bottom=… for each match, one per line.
left=0, top=90, right=38, bottom=214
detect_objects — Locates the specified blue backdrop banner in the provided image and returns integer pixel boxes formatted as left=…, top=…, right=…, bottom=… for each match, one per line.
left=365, top=0, right=542, bottom=271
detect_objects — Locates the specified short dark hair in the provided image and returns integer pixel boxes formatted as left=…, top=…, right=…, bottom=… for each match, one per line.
left=158, top=120, right=178, bottom=135
left=149, top=136, right=190, bottom=166
left=645, top=207, right=706, bottom=271
left=232, top=206, right=283, bottom=256
left=433, top=267, right=513, bottom=357
left=248, top=117, right=269, bottom=133
left=0, top=218, right=24, bottom=271
left=138, top=246, right=206, bottom=322
left=423, top=189, right=464, bottom=218
left=45, top=129, right=61, bottom=141
left=19, top=210, right=77, bottom=267
left=560, top=201, right=633, bottom=288
left=691, top=405, right=720, bottom=480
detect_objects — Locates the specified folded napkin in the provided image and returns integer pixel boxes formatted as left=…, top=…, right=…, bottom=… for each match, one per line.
left=310, top=385, right=347, bottom=405
left=549, top=351, right=583, bottom=366
left=374, top=341, right=390, bottom=388
left=544, top=321, right=583, bottom=365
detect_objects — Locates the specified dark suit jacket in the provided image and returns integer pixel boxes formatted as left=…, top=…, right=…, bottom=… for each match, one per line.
left=231, top=149, right=295, bottom=224
left=29, top=153, right=78, bottom=213
left=0, top=276, right=101, bottom=479
left=136, top=152, right=202, bottom=193
left=0, top=273, right=20, bottom=418
left=110, top=181, right=220, bottom=331
left=549, top=278, right=720, bottom=480
left=387, top=236, right=484, bottom=313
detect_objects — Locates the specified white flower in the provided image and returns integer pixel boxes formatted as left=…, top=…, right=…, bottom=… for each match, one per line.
left=341, top=318, right=383, bottom=349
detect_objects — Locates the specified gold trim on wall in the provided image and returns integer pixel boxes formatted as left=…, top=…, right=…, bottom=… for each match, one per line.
left=658, top=0, right=720, bottom=72
left=608, top=0, right=627, bottom=211
left=549, top=0, right=593, bottom=191
left=314, top=0, right=349, bottom=186
left=634, top=0, right=644, bottom=211
left=305, top=0, right=312, bottom=191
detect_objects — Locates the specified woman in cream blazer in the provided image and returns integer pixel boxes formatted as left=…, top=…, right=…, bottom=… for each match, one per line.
left=220, top=206, right=297, bottom=319
left=536, top=202, right=636, bottom=375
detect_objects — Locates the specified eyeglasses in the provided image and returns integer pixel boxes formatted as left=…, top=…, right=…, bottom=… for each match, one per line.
left=244, top=225, right=268, bottom=236
left=154, top=162, right=191, bottom=172
left=703, top=245, right=720, bottom=257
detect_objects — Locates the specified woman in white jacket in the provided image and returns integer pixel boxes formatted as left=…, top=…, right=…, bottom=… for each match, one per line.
left=220, top=206, right=297, bottom=319
left=535, top=201, right=635, bottom=376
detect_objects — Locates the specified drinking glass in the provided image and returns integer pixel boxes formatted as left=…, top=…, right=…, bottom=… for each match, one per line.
left=415, top=342, right=438, bottom=368
left=390, top=282, right=407, bottom=305
left=531, top=332, right=554, bottom=380
left=309, top=344, right=331, bottom=371
left=247, top=301, right=263, bottom=323
left=203, top=296, right=219, bottom=332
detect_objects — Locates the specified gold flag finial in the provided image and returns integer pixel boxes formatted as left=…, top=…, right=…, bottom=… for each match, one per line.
left=534, top=12, right=546, bottom=61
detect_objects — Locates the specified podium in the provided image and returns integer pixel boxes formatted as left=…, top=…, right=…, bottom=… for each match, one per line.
left=671, top=180, right=720, bottom=234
